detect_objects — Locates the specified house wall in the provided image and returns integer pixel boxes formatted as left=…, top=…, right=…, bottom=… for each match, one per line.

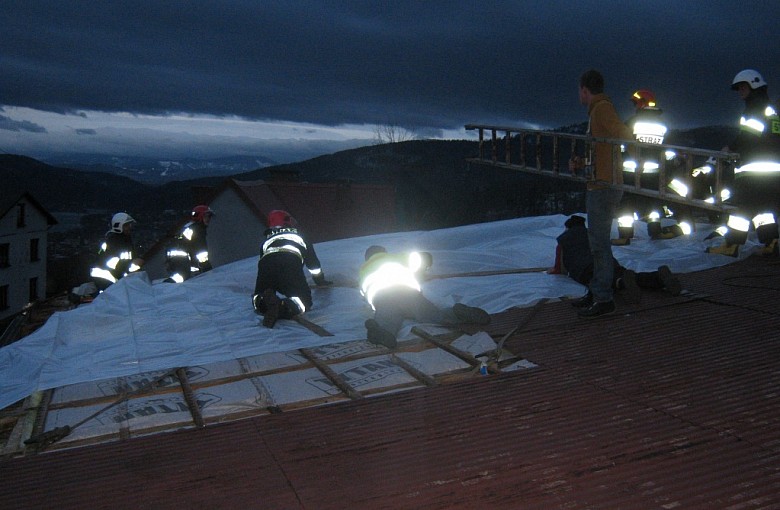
left=0, top=197, right=49, bottom=321
left=208, top=188, right=265, bottom=268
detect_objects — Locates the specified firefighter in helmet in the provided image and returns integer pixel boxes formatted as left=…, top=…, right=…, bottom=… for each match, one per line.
left=709, top=69, right=780, bottom=257
left=623, top=89, right=669, bottom=183
left=90, top=212, right=144, bottom=292
left=358, top=245, right=490, bottom=349
left=165, top=205, right=215, bottom=283
left=252, top=210, right=332, bottom=328
left=724, top=69, right=780, bottom=212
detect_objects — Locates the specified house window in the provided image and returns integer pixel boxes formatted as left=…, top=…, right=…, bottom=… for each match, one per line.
left=17, top=203, right=26, bottom=228
left=30, top=238, right=40, bottom=262
left=0, top=244, right=9, bottom=268
left=0, top=285, right=8, bottom=310
left=29, top=277, right=39, bottom=302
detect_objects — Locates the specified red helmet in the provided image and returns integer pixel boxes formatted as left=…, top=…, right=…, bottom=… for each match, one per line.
left=631, top=89, right=657, bottom=109
left=267, top=210, right=295, bottom=228
left=191, top=205, right=214, bottom=222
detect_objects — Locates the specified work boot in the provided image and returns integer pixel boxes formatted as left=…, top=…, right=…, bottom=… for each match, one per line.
left=658, top=265, right=682, bottom=296
left=578, top=300, right=615, bottom=319
left=261, top=289, right=281, bottom=328
left=620, top=270, right=641, bottom=304
left=452, top=303, right=491, bottom=325
left=570, top=292, right=593, bottom=308
left=611, top=238, right=630, bottom=246
left=365, top=319, right=397, bottom=349
left=706, top=243, right=739, bottom=257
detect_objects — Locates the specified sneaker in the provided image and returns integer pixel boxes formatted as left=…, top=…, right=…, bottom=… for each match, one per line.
left=365, top=319, right=398, bottom=349
left=658, top=265, right=682, bottom=297
left=570, top=292, right=593, bottom=308
left=621, top=270, right=641, bottom=304
left=261, top=289, right=281, bottom=328
left=578, top=300, right=615, bottom=318
left=452, top=303, right=491, bottom=325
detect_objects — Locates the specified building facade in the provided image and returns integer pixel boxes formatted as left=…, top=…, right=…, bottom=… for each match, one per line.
left=0, top=193, right=57, bottom=322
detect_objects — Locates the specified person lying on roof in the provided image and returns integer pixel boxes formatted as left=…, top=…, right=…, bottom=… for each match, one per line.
left=358, top=245, right=490, bottom=349
left=549, top=215, right=682, bottom=311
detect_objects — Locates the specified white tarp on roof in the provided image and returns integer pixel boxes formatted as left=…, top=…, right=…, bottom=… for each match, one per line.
left=0, top=214, right=758, bottom=410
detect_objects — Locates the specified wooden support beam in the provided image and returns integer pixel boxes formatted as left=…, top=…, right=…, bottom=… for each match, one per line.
left=300, top=348, right=363, bottom=400
left=176, top=368, right=205, bottom=428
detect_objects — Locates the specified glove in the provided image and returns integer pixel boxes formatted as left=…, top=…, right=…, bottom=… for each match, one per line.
left=313, top=273, right=333, bottom=286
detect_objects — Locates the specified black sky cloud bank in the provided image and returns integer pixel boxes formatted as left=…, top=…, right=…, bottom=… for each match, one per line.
left=3, top=0, right=780, bottom=138
left=0, top=114, right=46, bottom=133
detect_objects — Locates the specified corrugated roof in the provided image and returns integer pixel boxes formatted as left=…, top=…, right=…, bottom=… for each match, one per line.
left=1, top=255, right=780, bottom=509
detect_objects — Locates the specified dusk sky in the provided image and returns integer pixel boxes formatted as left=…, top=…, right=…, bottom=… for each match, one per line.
left=2, top=1, right=780, bottom=161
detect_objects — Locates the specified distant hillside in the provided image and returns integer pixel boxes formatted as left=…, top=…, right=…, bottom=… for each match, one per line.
left=231, top=139, right=586, bottom=228
left=666, top=125, right=738, bottom=151
left=42, top=154, right=278, bottom=186
left=2, top=125, right=738, bottom=227
left=1, top=154, right=194, bottom=213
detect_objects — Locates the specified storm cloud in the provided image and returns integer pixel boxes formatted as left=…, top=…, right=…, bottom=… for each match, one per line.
left=2, top=0, right=780, bottom=157
left=0, top=114, right=46, bottom=133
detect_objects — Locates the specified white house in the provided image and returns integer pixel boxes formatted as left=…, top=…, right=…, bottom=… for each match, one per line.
left=142, top=178, right=398, bottom=280
left=0, top=192, right=57, bottom=322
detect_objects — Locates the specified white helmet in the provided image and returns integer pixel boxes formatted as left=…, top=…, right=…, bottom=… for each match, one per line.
left=110, top=212, right=136, bottom=233
left=731, top=69, right=767, bottom=90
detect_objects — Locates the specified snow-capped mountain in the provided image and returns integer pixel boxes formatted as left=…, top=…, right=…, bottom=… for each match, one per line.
left=42, top=154, right=278, bottom=185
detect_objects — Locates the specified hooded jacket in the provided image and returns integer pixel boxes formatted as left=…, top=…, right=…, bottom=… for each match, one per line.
left=587, top=93, right=634, bottom=189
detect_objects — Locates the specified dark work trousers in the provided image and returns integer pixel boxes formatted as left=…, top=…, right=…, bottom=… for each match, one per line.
left=576, top=260, right=664, bottom=290
left=372, top=287, right=458, bottom=337
left=254, top=252, right=313, bottom=318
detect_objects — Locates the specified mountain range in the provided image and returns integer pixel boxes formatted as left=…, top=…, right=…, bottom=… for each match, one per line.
left=38, top=154, right=278, bottom=186
left=3, top=125, right=738, bottom=221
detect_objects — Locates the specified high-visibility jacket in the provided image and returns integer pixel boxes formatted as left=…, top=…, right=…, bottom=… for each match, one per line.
left=166, top=220, right=211, bottom=282
left=359, top=252, right=424, bottom=309
left=732, top=89, right=780, bottom=174
left=90, top=232, right=141, bottom=284
left=260, top=226, right=323, bottom=277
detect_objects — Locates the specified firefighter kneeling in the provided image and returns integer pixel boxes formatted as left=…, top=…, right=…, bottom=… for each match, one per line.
left=252, top=210, right=331, bottom=328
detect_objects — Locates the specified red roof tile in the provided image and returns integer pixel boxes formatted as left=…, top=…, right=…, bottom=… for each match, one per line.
left=2, top=255, right=780, bottom=509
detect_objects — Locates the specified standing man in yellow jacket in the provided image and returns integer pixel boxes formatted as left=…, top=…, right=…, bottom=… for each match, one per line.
left=571, top=69, right=634, bottom=318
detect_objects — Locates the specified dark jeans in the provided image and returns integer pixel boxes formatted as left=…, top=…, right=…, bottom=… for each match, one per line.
left=586, top=188, right=623, bottom=302
left=576, top=261, right=664, bottom=290
left=372, top=287, right=458, bottom=337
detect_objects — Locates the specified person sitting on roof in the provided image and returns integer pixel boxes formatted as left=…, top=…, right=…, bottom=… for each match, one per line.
left=164, top=205, right=215, bottom=283
left=358, top=245, right=491, bottom=349
left=90, top=212, right=145, bottom=293
left=549, top=215, right=682, bottom=309
left=252, top=210, right=332, bottom=328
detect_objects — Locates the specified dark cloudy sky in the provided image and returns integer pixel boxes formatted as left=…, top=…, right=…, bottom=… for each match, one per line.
left=2, top=1, right=780, bottom=160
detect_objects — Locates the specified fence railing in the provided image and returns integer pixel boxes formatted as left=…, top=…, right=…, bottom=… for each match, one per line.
left=464, top=124, right=739, bottom=214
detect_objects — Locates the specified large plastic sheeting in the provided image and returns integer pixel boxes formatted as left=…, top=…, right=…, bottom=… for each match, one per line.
left=0, top=214, right=758, bottom=410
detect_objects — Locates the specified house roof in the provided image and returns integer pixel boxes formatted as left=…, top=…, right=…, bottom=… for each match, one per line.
left=142, top=178, right=396, bottom=260
left=0, top=191, right=58, bottom=226
left=229, top=178, right=398, bottom=242
left=1, top=254, right=779, bottom=508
